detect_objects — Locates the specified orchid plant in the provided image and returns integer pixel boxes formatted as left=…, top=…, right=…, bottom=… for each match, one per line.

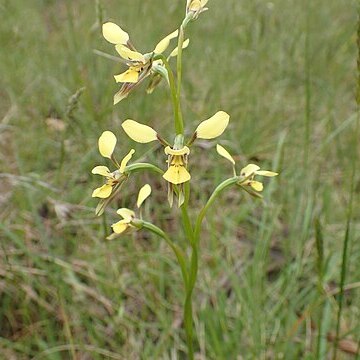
left=92, top=1, right=278, bottom=358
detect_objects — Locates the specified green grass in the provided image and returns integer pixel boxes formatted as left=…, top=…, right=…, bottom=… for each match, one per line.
left=0, top=0, right=359, bottom=358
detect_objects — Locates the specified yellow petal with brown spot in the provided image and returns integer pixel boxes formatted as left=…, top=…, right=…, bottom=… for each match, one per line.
left=240, top=164, right=260, bottom=177
left=115, top=45, right=146, bottom=63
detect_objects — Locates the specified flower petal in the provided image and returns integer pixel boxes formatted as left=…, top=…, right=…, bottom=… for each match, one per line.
left=102, top=22, right=129, bottom=45
left=216, top=144, right=235, bottom=165
left=115, top=45, right=146, bottom=63
left=111, top=220, right=129, bottom=234
left=249, top=181, right=264, bottom=192
left=114, top=69, right=139, bottom=83
left=240, top=164, right=260, bottom=177
left=137, top=184, right=152, bottom=208
left=98, top=131, right=117, bottom=158
left=195, top=111, right=230, bottom=139
left=119, top=149, right=135, bottom=173
left=163, top=165, right=191, bottom=185
left=154, top=29, right=179, bottom=54
left=164, top=146, right=190, bottom=156
left=92, top=184, right=113, bottom=198
left=256, top=170, right=278, bottom=177
left=122, top=119, right=158, bottom=143
left=116, top=208, right=135, bottom=220
left=169, top=39, right=190, bottom=57
left=91, top=165, right=112, bottom=177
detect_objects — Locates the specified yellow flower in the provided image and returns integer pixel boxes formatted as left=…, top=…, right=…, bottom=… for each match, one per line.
left=107, top=184, right=152, bottom=240
left=216, top=144, right=278, bottom=195
left=92, top=131, right=135, bottom=199
left=102, top=22, right=180, bottom=104
left=121, top=110, right=230, bottom=206
left=186, top=0, right=209, bottom=20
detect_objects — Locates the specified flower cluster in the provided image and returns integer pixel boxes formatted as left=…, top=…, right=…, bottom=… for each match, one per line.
left=102, top=22, right=189, bottom=103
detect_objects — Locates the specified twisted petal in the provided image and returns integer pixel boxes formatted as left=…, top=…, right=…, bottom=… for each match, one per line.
left=249, top=181, right=264, bottom=192
left=102, top=22, right=129, bottom=45
left=119, top=149, right=135, bottom=173
left=216, top=144, right=235, bottom=165
left=240, top=164, right=260, bottom=177
left=154, top=30, right=179, bottom=54
left=98, top=131, right=117, bottom=159
left=115, top=45, right=146, bottom=63
left=92, top=184, right=113, bottom=198
left=163, top=166, right=191, bottom=185
left=195, top=111, right=230, bottom=139
left=256, top=170, right=278, bottom=177
left=122, top=119, right=158, bottom=143
left=116, top=208, right=135, bottom=220
left=169, top=39, right=190, bottom=58
left=137, top=184, right=152, bottom=208
left=114, top=69, right=139, bottom=83
left=112, top=219, right=130, bottom=234
left=91, top=165, right=112, bottom=177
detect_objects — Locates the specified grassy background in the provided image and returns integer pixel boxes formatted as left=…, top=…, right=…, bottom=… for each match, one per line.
left=0, top=0, right=359, bottom=358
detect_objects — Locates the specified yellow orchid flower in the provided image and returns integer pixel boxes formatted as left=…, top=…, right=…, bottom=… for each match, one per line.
left=102, top=22, right=180, bottom=104
left=121, top=110, right=230, bottom=206
left=216, top=144, right=278, bottom=196
left=107, top=184, right=152, bottom=240
left=92, top=131, right=135, bottom=213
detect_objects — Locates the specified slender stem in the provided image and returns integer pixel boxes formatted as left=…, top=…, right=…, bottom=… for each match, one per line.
left=183, top=177, right=239, bottom=359
left=153, top=54, right=184, bottom=134
left=125, top=162, right=164, bottom=175
left=181, top=182, right=194, bottom=244
left=194, top=177, right=239, bottom=244
left=137, top=221, right=188, bottom=287
left=176, top=25, right=185, bottom=125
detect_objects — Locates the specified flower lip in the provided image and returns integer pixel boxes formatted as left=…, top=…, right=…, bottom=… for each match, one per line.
left=164, top=146, right=190, bottom=156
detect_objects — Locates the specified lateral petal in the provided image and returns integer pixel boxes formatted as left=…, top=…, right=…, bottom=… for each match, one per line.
left=195, top=111, right=230, bottom=139
left=154, top=29, right=179, bottom=54
left=136, top=184, right=152, bottom=208
left=102, top=22, right=129, bottom=45
left=98, top=131, right=117, bottom=159
left=216, top=144, right=235, bottom=165
left=122, top=119, right=158, bottom=143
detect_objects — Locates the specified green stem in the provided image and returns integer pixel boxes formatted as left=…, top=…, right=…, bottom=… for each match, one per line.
left=138, top=221, right=188, bottom=287
left=194, top=177, right=239, bottom=244
left=125, top=162, right=164, bottom=175
left=183, top=177, right=239, bottom=359
left=153, top=54, right=184, bottom=135
left=176, top=26, right=184, bottom=115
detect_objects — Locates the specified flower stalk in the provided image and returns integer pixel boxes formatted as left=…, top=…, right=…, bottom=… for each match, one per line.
left=91, top=2, right=278, bottom=358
